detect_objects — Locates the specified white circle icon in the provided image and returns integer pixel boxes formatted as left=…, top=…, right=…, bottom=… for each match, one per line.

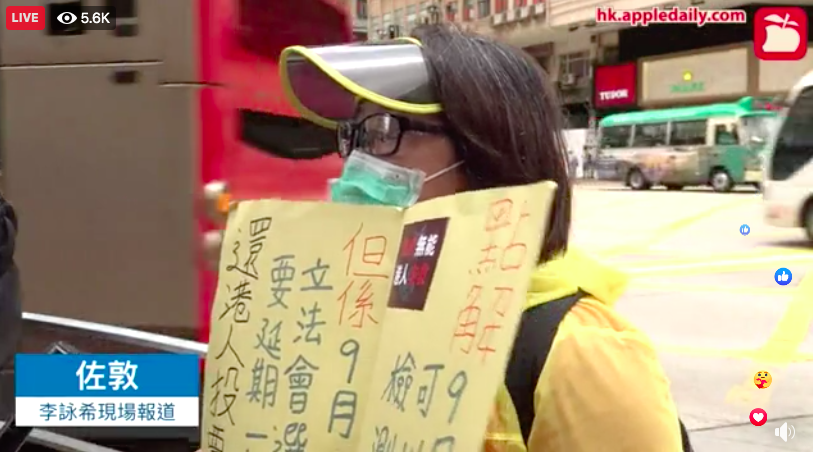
left=57, top=12, right=77, bottom=25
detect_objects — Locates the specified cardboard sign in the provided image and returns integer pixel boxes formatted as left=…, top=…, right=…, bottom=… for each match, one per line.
left=201, top=181, right=557, bottom=452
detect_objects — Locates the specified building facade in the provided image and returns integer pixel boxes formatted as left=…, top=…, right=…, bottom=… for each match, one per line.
left=341, top=0, right=370, bottom=40
left=364, top=1, right=813, bottom=128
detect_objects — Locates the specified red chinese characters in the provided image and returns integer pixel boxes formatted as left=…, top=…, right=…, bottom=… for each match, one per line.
left=336, top=223, right=389, bottom=328
left=452, top=198, right=529, bottom=362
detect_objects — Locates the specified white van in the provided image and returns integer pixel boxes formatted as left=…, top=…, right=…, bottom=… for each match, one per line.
left=763, top=70, right=813, bottom=241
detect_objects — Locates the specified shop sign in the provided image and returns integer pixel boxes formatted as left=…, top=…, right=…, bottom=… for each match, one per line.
left=593, top=62, right=637, bottom=108
left=670, top=71, right=705, bottom=94
left=641, top=47, right=748, bottom=103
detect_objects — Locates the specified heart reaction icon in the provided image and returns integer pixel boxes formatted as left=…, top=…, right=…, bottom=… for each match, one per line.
left=751, top=408, right=768, bottom=426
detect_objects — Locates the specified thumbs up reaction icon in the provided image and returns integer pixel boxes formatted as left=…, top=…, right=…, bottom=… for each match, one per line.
left=775, top=268, right=793, bottom=286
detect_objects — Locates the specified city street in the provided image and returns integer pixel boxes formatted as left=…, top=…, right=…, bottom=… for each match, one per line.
left=572, top=183, right=813, bottom=451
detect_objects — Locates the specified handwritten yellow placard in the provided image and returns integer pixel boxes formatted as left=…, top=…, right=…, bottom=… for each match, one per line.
left=202, top=181, right=557, bottom=452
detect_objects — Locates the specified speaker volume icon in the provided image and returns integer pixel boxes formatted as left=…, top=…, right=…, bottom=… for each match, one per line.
left=775, top=422, right=795, bottom=442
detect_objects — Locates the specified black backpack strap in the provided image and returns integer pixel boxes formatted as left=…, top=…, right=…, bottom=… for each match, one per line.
left=504, top=290, right=694, bottom=452
left=680, top=419, right=694, bottom=452
left=505, top=290, right=584, bottom=443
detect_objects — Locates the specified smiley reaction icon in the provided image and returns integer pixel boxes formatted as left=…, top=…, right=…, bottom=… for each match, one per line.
left=754, top=370, right=772, bottom=389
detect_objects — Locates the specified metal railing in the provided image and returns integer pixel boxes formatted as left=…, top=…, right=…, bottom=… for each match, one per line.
left=21, top=313, right=208, bottom=356
left=1, top=313, right=209, bottom=452
left=0, top=420, right=123, bottom=452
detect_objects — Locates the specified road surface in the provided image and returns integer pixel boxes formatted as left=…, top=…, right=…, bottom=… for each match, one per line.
left=572, top=183, right=813, bottom=451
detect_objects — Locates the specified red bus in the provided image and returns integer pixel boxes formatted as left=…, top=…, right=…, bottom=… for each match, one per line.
left=198, top=0, right=348, bottom=341
left=1, top=0, right=349, bottom=348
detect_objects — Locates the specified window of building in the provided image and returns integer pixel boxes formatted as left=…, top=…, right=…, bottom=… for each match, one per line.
left=670, top=120, right=707, bottom=146
left=393, top=8, right=403, bottom=30
left=600, top=46, right=619, bottom=65
left=477, top=0, right=490, bottom=18
left=559, top=51, right=591, bottom=80
left=515, top=0, right=528, bottom=7
left=406, top=5, right=417, bottom=32
left=631, top=123, right=668, bottom=147
left=357, top=0, right=368, bottom=20
left=495, top=0, right=507, bottom=13
left=600, top=126, right=632, bottom=149
left=368, top=16, right=379, bottom=38
left=463, top=0, right=474, bottom=20
left=445, top=2, right=457, bottom=21
left=381, top=12, right=392, bottom=39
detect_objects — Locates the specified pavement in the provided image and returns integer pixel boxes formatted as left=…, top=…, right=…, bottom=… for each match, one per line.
left=572, top=183, right=813, bottom=451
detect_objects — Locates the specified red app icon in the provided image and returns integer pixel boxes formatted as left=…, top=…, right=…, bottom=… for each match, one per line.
left=750, top=408, right=768, bottom=426
left=754, top=7, right=808, bottom=61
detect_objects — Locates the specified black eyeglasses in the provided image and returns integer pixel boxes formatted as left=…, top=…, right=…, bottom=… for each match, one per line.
left=337, top=112, right=448, bottom=158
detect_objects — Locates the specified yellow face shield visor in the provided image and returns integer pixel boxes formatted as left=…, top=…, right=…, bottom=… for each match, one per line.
left=280, top=39, right=443, bottom=129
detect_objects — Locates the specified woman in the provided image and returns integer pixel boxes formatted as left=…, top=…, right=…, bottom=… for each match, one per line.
left=279, top=24, right=686, bottom=451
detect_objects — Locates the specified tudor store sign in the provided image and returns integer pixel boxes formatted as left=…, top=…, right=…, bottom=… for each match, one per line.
left=598, top=89, right=630, bottom=101
left=594, top=63, right=637, bottom=108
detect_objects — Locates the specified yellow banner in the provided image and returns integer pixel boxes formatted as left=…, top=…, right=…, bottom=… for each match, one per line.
left=202, top=181, right=556, bottom=452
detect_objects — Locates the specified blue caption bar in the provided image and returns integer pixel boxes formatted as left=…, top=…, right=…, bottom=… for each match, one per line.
left=15, top=354, right=200, bottom=397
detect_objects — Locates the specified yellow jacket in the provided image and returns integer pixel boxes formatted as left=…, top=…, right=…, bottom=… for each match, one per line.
left=485, top=249, right=684, bottom=452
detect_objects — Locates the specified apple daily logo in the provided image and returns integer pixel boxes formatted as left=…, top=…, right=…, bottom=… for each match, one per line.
left=754, top=7, right=808, bottom=61
left=598, top=89, right=630, bottom=101
left=775, top=267, right=792, bottom=286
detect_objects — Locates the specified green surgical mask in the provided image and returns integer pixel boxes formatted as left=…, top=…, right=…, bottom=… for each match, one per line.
left=329, top=152, right=463, bottom=208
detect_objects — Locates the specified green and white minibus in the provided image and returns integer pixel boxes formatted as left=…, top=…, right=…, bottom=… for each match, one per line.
left=597, top=97, right=779, bottom=192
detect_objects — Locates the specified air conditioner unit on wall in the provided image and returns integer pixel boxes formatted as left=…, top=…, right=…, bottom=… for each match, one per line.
left=560, top=73, right=576, bottom=85
left=520, top=6, right=531, bottom=19
left=491, top=12, right=505, bottom=26
left=532, top=3, right=545, bottom=16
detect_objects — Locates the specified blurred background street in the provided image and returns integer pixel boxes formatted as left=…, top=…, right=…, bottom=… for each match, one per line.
left=572, top=183, right=813, bottom=451
left=4, top=0, right=813, bottom=450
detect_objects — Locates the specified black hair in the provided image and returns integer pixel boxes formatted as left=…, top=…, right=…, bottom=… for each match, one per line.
left=412, top=24, right=572, bottom=262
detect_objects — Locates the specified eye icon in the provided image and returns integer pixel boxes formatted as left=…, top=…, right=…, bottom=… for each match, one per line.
left=56, top=12, right=77, bottom=25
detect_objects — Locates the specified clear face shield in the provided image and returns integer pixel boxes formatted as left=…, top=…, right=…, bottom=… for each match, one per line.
left=279, top=39, right=442, bottom=129
left=279, top=39, right=460, bottom=207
